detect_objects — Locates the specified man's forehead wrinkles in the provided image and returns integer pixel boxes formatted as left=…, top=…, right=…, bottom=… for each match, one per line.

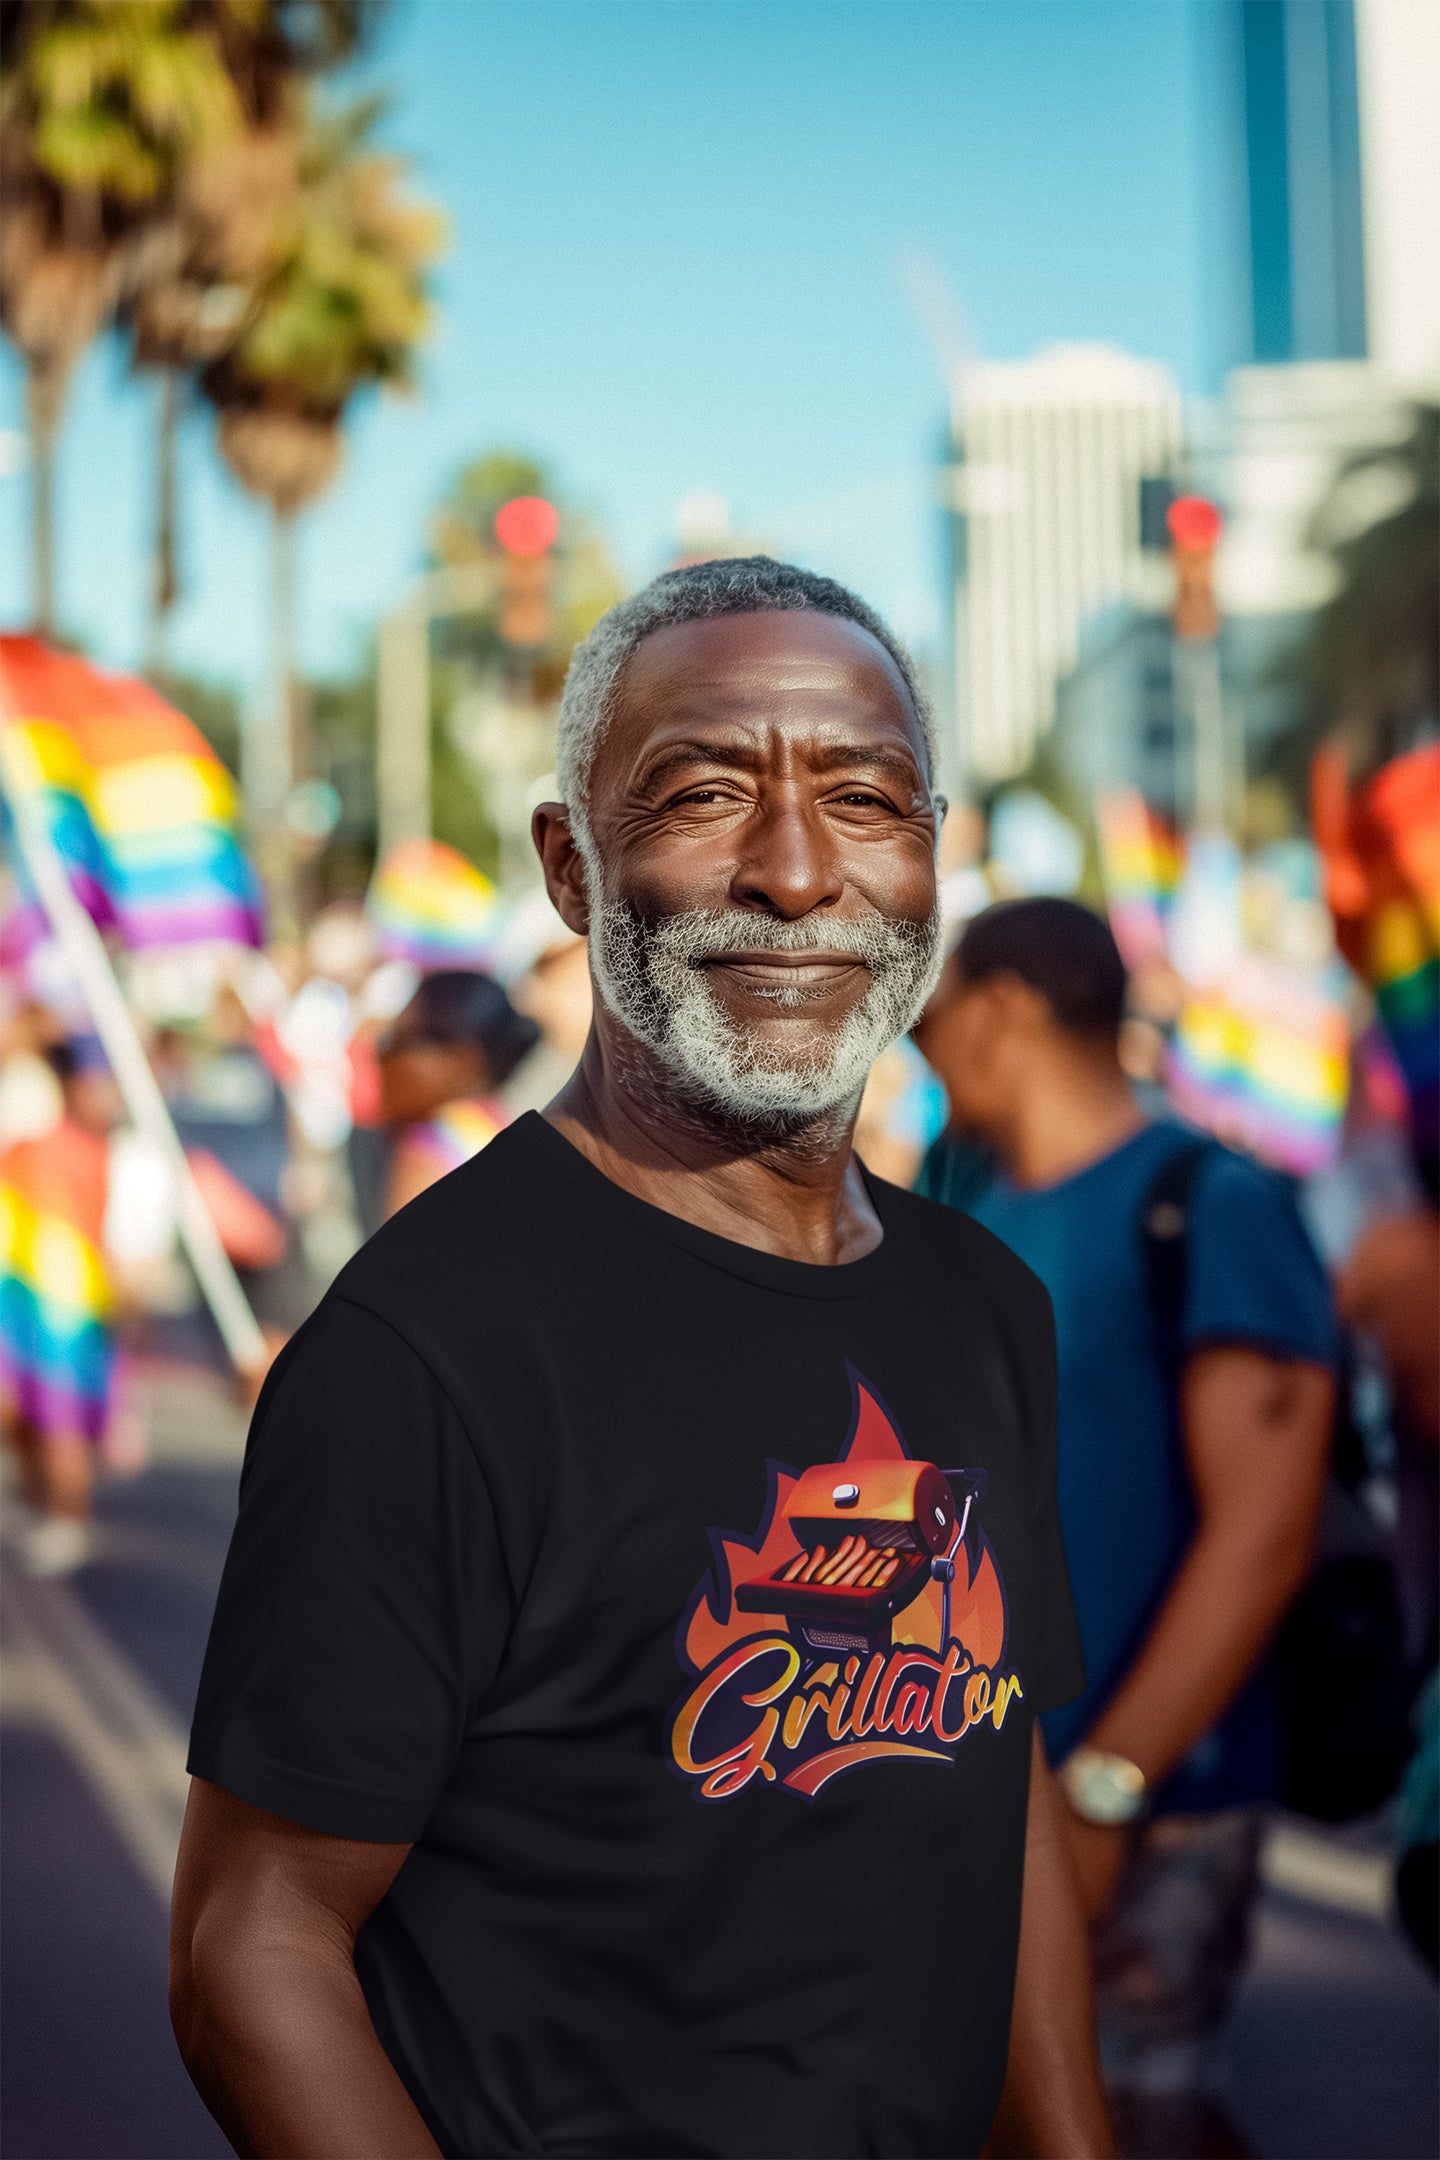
left=619, top=677, right=911, bottom=729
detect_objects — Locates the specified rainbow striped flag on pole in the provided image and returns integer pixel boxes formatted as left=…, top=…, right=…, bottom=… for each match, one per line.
left=0, top=637, right=262, bottom=959
left=1095, top=787, right=1184, bottom=969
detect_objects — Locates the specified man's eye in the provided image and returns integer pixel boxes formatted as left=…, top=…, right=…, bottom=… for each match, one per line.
left=833, top=791, right=890, bottom=810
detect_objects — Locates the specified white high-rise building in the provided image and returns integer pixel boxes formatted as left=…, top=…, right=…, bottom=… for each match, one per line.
left=1355, top=0, right=1440, bottom=392
left=947, top=344, right=1183, bottom=785
left=1207, top=359, right=1413, bottom=625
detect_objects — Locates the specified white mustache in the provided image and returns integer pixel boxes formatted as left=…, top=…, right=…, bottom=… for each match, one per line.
left=644, top=908, right=926, bottom=1011
left=646, top=905, right=924, bottom=958
left=590, top=896, right=943, bottom=1123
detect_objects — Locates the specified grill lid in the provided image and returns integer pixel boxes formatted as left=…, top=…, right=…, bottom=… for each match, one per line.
left=785, top=1459, right=959, bottom=1559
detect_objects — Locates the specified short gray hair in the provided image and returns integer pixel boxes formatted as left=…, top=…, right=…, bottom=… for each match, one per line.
left=555, top=556, right=934, bottom=854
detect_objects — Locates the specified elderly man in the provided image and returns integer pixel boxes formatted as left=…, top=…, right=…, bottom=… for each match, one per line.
left=171, top=560, right=1111, bottom=2160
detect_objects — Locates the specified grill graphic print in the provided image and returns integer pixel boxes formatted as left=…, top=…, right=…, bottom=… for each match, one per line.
left=668, top=1365, right=1024, bottom=1802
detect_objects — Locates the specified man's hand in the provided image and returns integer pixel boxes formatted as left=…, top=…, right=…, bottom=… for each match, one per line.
left=170, top=1779, right=440, bottom=2159
left=986, top=1729, right=1115, bottom=2159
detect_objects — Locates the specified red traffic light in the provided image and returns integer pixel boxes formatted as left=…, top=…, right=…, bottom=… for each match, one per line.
left=495, top=496, right=560, bottom=557
left=1166, top=495, right=1222, bottom=553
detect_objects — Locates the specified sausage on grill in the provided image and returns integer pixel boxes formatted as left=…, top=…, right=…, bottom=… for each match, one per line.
left=815, top=1535, right=861, bottom=1583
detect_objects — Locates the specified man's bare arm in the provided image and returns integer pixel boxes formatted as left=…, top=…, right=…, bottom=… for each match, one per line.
left=1068, top=1345, right=1332, bottom=1912
left=986, top=1727, right=1114, bottom=2159
left=170, top=1779, right=440, bottom=2160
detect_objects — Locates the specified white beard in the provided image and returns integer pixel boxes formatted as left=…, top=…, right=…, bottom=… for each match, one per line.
left=588, top=895, right=943, bottom=1124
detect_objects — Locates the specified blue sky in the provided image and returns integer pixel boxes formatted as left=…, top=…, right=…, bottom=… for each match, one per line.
left=0, top=0, right=1211, bottom=695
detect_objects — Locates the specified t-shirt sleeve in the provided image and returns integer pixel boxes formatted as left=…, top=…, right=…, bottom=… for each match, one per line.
left=1183, top=1152, right=1338, bottom=1369
left=188, top=1294, right=513, bottom=1842
left=993, top=1254, right=1086, bottom=1720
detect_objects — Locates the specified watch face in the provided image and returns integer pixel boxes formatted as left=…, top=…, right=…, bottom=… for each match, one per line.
left=1066, top=1752, right=1146, bottom=1826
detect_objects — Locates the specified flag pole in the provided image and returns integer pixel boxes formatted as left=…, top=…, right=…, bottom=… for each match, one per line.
left=0, top=722, right=268, bottom=1379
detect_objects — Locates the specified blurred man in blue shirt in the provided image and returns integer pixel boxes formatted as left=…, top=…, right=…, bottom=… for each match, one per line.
left=914, top=897, right=1336, bottom=2153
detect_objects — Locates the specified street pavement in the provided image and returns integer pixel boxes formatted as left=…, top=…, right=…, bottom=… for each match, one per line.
left=2, top=1363, right=1437, bottom=2160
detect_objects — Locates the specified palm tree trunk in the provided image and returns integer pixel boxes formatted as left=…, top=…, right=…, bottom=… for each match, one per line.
left=148, top=367, right=182, bottom=676
left=272, top=504, right=296, bottom=797
left=267, top=504, right=299, bottom=936
left=27, top=364, right=58, bottom=638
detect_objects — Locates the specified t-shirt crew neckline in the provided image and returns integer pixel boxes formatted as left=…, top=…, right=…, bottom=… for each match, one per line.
left=520, top=1108, right=900, bottom=1301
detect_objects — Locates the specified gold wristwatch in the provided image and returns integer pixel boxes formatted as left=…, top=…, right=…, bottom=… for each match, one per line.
left=1059, top=1746, right=1148, bottom=1826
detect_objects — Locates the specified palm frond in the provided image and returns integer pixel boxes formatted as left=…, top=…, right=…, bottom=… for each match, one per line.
left=203, top=86, right=444, bottom=510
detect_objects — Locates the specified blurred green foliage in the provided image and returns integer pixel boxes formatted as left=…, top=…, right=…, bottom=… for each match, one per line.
left=1268, top=402, right=1439, bottom=792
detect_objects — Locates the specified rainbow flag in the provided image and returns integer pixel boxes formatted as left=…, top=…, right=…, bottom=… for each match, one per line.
left=407, top=1096, right=507, bottom=1179
left=0, top=636, right=262, bottom=957
left=1095, top=788, right=1184, bottom=968
left=1314, top=740, right=1439, bottom=1161
left=1166, top=952, right=1350, bottom=1176
left=0, top=1120, right=114, bottom=1441
left=367, top=838, right=497, bottom=969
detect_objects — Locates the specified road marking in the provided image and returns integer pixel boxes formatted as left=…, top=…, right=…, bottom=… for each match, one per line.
left=0, top=1555, right=190, bottom=1904
left=1261, top=1819, right=1393, bottom=1919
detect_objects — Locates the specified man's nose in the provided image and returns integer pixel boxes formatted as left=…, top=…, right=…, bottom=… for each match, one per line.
left=728, top=796, right=844, bottom=920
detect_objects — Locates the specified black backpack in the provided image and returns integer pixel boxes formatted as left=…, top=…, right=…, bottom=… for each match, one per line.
left=1139, top=1139, right=1411, bottom=1823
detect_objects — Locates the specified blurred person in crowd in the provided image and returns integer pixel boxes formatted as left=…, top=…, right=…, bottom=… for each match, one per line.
left=1394, top=1670, right=1438, bottom=1973
left=0, top=998, right=67, bottom=1148
left=157, top=989, right=305, bottom=1348
left=1337, top=1162, right=1439, bottom=1680
left=0, top=1034, right=123, bottom=1574
left=340, top=956, right=420, bottom=1241
left=914, top=896, right=1335, bottom=2158
left=172, top=561, right=1111, bottom=2160
left=376, top=970, right=540, bottom=1221
left=170, top=989, right=291, bottom=1231
left=503, top=920, right=594, bottom=1115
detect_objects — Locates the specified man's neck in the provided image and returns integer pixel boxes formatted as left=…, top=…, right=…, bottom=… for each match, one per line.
left=992, top=1049, right=1145, bottom=1192
left=544, top=1023, right=884, bottom=1266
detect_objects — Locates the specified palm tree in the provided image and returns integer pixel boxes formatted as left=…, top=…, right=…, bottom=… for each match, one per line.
left=123, top=0, right=389, bottom=668
left=0, top=0, right=240, bottom=631
left=199, top=89, right=444, bottom=917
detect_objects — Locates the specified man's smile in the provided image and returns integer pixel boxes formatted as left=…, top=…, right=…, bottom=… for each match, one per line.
left=699, top=951, right=870, bottom=998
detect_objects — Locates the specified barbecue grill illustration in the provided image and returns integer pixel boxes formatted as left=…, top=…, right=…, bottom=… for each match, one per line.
left=734, top=1459, right=987, bottom=1656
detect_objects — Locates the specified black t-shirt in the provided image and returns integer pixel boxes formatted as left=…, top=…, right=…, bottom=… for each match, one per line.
left=190, top=1113, right=1083, bottom=2160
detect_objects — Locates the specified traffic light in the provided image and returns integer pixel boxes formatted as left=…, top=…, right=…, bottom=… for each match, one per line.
left=1167, top=495, right=1222, bottom=641
left=495, top=496, right=559, bottom=647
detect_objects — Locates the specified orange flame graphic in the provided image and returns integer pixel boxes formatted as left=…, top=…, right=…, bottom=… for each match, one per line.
left=894, top=1542, right=1007, bottom=1668
left=684, top=1472, right=803, bottom=1672
left=681, top=1372, right=1006, bottom=1674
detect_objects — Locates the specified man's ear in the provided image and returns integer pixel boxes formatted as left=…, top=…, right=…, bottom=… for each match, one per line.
left=531, top=802, right=591, bottom=935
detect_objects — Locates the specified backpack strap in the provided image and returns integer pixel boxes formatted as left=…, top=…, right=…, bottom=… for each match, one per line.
left=1139, top=1136, right=1215, bottom=1374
